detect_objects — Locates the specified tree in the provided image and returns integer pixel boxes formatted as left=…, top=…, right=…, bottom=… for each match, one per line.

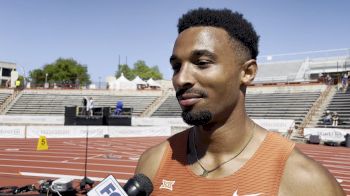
left=115, top=60, right=163, bottom=80
left=29, top=58, right=91, bottom=86
left=115, top=64, right=136, bottom=80
left=29, top=69, right=45, bottom=84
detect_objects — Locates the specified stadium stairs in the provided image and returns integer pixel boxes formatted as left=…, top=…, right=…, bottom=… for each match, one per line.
left=315, top=86, right=350, bottom=129
left=140, top=89, right=173, bottom=117
left=303, top=85, right=336, bottom=128
left=0, top=89, right=22, bottom=114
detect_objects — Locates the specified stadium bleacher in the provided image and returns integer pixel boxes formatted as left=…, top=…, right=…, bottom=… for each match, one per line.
left=152, top=89, right=321, bottom=128
left=246, top=92, right=320, bottom=127
left=316, top=88, right=350, bottom=129
left=5, top=91, right=160, bottom=116
left=0, top=92, right=11, bottom=106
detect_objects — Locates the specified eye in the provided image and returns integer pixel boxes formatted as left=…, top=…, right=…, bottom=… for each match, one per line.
left=196, top=59, right=212, bottom=68
left=171, top=63, right=181, bottom=74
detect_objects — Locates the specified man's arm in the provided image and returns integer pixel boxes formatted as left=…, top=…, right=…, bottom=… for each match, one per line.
left=135, top=141, right=168, bottom=181
left=279, top=148, right=345, bottom=196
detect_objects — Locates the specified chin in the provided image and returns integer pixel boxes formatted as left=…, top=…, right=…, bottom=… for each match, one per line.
left=181, top=109, right=212, bottom=126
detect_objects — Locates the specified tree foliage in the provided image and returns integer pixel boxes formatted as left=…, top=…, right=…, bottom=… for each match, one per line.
left=115, top=60, right=163, bottom=80
left=29, top=58, right=91, bottom=85
left=115, top=64, right=136, bottom=80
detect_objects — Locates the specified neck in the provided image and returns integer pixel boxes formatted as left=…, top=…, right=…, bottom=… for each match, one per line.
left=194, top=113, right=254, bottom=156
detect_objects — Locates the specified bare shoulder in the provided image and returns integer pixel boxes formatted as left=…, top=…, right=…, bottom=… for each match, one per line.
left=135, top=140, right=169, bottom=181
left=279, top=147, right=345, bottom=196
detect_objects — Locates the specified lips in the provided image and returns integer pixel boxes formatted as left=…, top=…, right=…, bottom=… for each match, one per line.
left=178, top=93, right=203, bottom=107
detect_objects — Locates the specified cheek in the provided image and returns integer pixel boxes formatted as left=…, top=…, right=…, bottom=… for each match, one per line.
left=202, top=68, right=240, bottom=100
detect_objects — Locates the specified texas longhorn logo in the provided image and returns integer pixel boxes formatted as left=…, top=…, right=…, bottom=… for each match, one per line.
left=159, top=179, right=175, bottom=191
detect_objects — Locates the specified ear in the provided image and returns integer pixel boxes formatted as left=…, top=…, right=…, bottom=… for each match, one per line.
left=240, top=59, right=257, bottom=85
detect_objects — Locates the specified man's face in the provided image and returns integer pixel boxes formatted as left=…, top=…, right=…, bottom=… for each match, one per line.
left=170, top=26, right=243, bottom=126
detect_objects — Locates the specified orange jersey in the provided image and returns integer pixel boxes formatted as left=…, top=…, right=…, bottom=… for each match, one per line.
left=151, top=130, right=295, bottom=196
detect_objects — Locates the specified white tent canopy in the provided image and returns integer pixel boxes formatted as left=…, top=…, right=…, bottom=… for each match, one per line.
left=147, top=78, right=161, bottom=88
left=132, top=76, right=147, bottom=85
left=108, top=73, right=136, bottom=90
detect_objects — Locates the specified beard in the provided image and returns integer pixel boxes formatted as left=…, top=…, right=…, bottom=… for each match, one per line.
left=181, top=109, right=212, bottom=126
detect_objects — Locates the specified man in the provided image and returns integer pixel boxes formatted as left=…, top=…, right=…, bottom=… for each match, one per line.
left=15, top=79, right=21, bottom=90
left=323, top=110, right=332, bottom=125
left=332, top=112, right=339, bottom=127
left=342, top=73, right=348, bottom=92
left=114, top=100, right=123, bottom=115
left=87, top=97, right=94, bottom=116
left=82, top=96, right=88, bottom=115
left=136, top=8, right=345, bottom=195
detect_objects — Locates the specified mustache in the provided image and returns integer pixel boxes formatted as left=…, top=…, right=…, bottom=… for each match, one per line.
left=176, top=88, right=208, bottom=99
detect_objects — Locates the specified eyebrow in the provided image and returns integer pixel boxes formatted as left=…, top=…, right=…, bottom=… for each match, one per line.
left=191, top=50, right=217, bottom=60
left=169, top=50, right=217, bottom=63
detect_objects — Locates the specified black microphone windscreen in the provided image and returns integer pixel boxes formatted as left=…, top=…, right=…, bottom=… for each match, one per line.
left=123, top=173, right=153, bottom=196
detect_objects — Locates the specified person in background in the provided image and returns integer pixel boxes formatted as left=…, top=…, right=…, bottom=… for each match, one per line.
left=114, top=101, right=123, bottom=115
left=326, top=74, right=332, bottom=85
left=5, top=79, right=10, bottom=88
left=86, top=97, right=94, bottom=117
left=342, top=73, right=348, bottom=92
left=82, top=96, right=88, bottom=115
left=318, top=72, right=324, bottom=83
left=15, top=79, right=21, bottom=90
left=332, top=112, right=339, bottom=127
left=135, top=8, right=344, bottom=195
left=324, top=110, right=333, bottom=125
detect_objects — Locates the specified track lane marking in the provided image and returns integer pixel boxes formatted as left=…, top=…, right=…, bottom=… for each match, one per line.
left=0, top=158, right=136, bottom=168
left=20, top=172, right=127, bottom=183
left=0, top=164, right=133, bottom=175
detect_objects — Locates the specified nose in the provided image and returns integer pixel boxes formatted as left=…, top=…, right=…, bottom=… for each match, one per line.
left=172, top=63, right=195, bottom=90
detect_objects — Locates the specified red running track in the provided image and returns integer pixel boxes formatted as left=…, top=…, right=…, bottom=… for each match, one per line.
left=0, top=138, right=349, bottom=195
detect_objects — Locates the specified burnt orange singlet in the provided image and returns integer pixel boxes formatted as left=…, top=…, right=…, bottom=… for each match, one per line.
left=151, top=130, right=295, bottom=196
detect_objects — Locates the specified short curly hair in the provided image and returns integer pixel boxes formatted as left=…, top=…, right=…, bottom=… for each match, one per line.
left=178, top=8, right=259, bottom=60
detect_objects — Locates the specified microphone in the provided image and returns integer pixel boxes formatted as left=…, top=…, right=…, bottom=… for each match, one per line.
left=87, top=174, right=153, bottom=196
left=123, top=173, right=153, bottom=196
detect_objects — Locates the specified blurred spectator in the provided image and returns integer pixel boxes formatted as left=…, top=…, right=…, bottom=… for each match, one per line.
left=5, top=79, right=10, bottom=88
left=332, top=112, right=339, bottom=127
left=323, top=110, right=332, bottom=125
left=82, top=96, right=88, bottom=115
left=114, top=101, right=123, bottom=115
left=326, top=74, right=332, bottom=85
left=337, top=80, right=343, bottom=91
left=318, top=73, right=324, bottom=83
left=15, top=79, right=21, bottom=90
left=342, top=73, right=348, bottom=91
left=87, top=97, right=94, bottom=116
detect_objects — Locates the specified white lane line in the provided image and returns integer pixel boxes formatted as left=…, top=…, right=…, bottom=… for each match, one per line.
left=63, top=142, right=77, bottom=146
left=20, top=172, right=127, bottom=183
left=0, top=158, right=135, bottom=168
left=88, top=154, right=103, bottom=159
left=0, top=172, right=20, bottom=176
left=0, top=165, right=133, bottom=175
left=0, top=153, right=138, bottom=162
left=4, top=148, right=20, bottom=151
left=128, top=156, right=140, bottom=161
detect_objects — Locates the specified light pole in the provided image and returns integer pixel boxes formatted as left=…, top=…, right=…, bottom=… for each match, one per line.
left=17, top=64, right=26, bottom=88
left=98, top=76, right=101, bottom=89
left=45, top=73, right=48, bottom=88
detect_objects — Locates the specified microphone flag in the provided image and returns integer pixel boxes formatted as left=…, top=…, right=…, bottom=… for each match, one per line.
left=87, top=175, right=128, bottom=196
